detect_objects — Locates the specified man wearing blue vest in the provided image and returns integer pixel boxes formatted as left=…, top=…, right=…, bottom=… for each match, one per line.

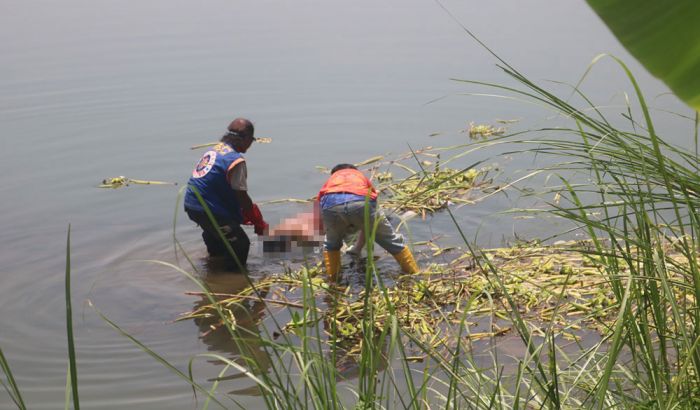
left=184, top=118, right=268, bottom=271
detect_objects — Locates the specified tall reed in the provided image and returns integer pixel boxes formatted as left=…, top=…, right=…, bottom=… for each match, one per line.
left=0, top=347, right=25, bottom=410
left=447, top=54, right=700, bottom=407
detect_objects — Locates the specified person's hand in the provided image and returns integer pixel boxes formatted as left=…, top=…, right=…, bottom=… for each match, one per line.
left=242, top=204, right=268, bottom=236
left=254, top=220, right=269, bottom=236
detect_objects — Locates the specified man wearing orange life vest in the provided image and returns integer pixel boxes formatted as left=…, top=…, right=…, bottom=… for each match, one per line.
left=317, top=163, right=419, bottom=279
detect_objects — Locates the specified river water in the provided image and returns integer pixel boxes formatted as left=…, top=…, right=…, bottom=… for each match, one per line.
left=0, top=0, right=694, bottom=408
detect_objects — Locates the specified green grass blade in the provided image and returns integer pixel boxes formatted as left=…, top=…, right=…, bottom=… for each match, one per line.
left=64, top=367, right=71, bottom=410
left=90, top=301, right=228, bottom=409
left=0, top=347, right=26, bottom=410
left=65, top=225, right=80, bottom=410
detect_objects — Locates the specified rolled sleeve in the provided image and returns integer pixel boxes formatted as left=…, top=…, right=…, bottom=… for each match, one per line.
left=228, top=161, right=248, bottom=191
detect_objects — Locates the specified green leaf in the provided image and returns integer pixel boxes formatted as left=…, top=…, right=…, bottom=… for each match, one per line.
left=65, top=225, right=80, bottom=410
left=586, top=0, right=700, bottom=110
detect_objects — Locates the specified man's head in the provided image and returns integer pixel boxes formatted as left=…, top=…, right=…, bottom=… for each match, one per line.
left=331, top=163, right=357, bottom=174
left=221, top=118, right=256, bottom=153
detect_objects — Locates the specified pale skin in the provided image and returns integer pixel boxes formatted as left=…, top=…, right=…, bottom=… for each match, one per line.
left=267, top=203, right=322, bottom=241
left=267, top=202, right=365, bottom=252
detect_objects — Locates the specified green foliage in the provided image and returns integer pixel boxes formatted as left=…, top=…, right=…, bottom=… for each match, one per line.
left=586, top=0, right=700, bottom=110
left=0, top=347, right=25, bottom=409
left=64, top=225, right=79, bottom=410
left=456, top=47, right=700, bottom=405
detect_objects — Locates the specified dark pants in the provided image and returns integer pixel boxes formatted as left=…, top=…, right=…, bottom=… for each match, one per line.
left=186, top=210, right=250, bottom=271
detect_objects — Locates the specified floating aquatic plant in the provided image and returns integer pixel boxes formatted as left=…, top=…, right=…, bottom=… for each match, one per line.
left=98, top=176, right=176, bottom=189
left=190, top=137, right=272, bottom=150
left=465, top=122, right=506, bottom=139
left=181, top=240, right=678, bottom=360
left=261, top=148, right=494, bottom=213
left=373, top=163, right=487, bottom=216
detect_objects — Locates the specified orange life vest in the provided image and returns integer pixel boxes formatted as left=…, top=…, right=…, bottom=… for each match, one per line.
left=318, top=169, right=378, bottom=201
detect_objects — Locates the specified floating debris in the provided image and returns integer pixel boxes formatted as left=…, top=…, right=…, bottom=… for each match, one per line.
left=495, top=118, right=520, bottom=124
left=375, top=165, right=487, bottom=215
left=190, top=137, right=272, bottom=150
left=354, top=155, right=384, bottom=167
left=302, top=150, right=494, bottom=215
left=98, top=176, right=176, bottom=189
left=181, top=240, right=668, bottom=359
left=465, top=122, right=506, bottom=139
left=190, top=142, right=219, bottom=150
left=260, top=198, right=313, bottom=205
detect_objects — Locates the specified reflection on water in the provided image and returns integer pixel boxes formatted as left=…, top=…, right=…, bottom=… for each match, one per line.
left=190, top=267, right=271, bottom=396
left=190, top=255, right=394, bottom=391
left=466, top=316, right=607, bottom=373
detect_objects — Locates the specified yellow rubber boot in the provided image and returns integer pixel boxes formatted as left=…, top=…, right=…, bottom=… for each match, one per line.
left=393, top=246, right=419, bottom=274
left=323, top=250, right=341, bottom=281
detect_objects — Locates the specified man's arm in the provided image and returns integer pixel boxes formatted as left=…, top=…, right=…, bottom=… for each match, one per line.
left=228, top=161, right=253, bottom=212
left=228, top=161, right=267, bottom=234
left=235, top=190, right=254, bottom=212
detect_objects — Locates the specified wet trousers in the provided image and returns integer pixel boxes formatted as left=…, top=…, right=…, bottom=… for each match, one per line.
left=321, top=201, right=405, bottom=254
left=186, top=210, right=250, bottom=271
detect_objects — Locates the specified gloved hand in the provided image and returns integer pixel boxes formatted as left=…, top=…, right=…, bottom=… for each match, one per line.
left=242, top=203, right=268, bottom=236
left=254, top=220, right=269, bottom=236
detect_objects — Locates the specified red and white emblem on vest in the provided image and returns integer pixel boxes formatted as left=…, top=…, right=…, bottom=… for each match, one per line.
left=192, top=150, right=217, bottom=178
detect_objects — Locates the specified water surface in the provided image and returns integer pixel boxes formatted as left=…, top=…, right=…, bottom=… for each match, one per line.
left=0, top=0, right=693, bottom=408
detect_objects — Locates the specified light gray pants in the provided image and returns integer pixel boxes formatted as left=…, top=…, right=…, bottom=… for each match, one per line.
left=322, top=201, right=405, bottom=254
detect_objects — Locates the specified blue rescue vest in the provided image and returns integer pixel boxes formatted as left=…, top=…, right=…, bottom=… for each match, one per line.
left=184, top=142, right=244, bottom=222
